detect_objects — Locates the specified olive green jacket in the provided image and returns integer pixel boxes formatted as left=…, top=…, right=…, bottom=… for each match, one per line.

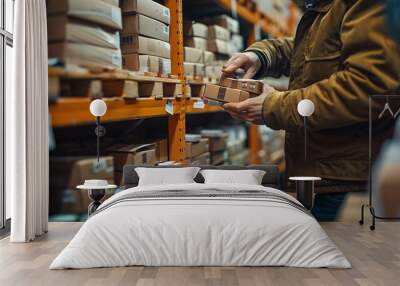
left=247, top=0, right=400, bottom=181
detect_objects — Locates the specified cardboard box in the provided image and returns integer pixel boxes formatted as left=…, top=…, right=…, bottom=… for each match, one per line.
left=232, top=34, right=244, bottom=52
left=219, top=78, right=264, bottom=95
left=211, top=151, right=227, bottom=165
left=109, top=143, right=157, bottom=174
left=157, top=161, right=182, bottom=166
left=122, top=14, right=169, bottom=42
left=160, top=58, right=171, bottom=74
left=184, top=62, right=195, bottom=76
left=128, top=139, right=168, bottom=163
left=207, top=39, right=229, bottom=55
left=120, top=0, right=170, bottom=24
left=184, top=47, right=204, bottom=63
left=47, top=15, right=120, bottom=50
left=139, top=55, right=161, bottom=73
left=121, top=35, right=170, bottom=58
left=185, top=134, right=202, bottom=142
left=203, top=51, right=215, bottom=65
left=184, top=62, right=205, bottom=77
left=101, top=0, right=119, bottom=6
left=48, top=42, right=122, bottom=70
left=47, top=0, right=122, bottom=30
left=207, top=25, right=230, bottom=41
left=185, top=37, right=208, bottom=51
left=151, top=138, right=169, bottom=162
left=49, top=156, right=114, bottom=214
left=227, top=140, right=246, bottom=157
left=184, top=21, right=208, bottom=38
left=186, top=138, right=210, bottom=158
left=50, top=156, right=114, bottom=189
left=229, top=150, right=249, bottom=165
left=207, top=135, right=228, bottom=152
left=122, top=53, right=140, bottom=71
left=102, top=79, right=139, bottom=98
left=201, top=129, right=227, bottom=137
left=201, top=84, right=251, bottom=103
left=204, top=66, right=221, bottom=78
left=203, top=15, right=239, bottom=33
left=195, top=63, right=205, bottom=77
left=190, top=152, right=211, bottom=165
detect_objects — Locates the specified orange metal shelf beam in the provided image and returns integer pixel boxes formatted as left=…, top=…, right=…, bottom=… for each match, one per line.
left=49, top=97, right=224, bottom=128
left=49, top=98, right=181, bottom=127
left=186, top=98, right=223, bottom=114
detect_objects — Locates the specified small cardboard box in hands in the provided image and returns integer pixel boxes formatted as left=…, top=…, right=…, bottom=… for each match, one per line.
left=201, top=84, right=251, bottom=103
left=219, top=77, right=264, bottom=95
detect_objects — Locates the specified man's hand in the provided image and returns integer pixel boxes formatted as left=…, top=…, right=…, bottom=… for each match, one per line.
left=223, top=84, right=276, bottom=125
left=222, top=52, right=261, bottom=79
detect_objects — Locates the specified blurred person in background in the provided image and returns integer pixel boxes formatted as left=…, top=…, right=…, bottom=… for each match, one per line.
left=222, top=0, right=400, bottom=221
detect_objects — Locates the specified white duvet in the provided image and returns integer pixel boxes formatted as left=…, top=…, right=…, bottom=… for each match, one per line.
left=50, top=183, right=351, bottom=269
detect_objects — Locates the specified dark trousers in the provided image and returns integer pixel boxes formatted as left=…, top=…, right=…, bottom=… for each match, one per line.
left=311, top=192, right=348, bottom=221
left=310, top=180, right=366, bottom=221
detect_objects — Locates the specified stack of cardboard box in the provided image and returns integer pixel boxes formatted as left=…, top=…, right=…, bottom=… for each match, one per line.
left=108, top=138, right=168, bottom=184
left=183, top=16, right=241, bottom=79
left=254, top=0, right=292, bottom=32
left=203, top=15, right=243, bottom=79
left=201, top=130, right=228, bottom=166
left=120, top=0, right=171, bottom=74
left=47, top=0, right=123, bottom=70
left=206, top=24, right=231, bottom=56
left=183, top=22, right=208, bottom=77
left=49, top=156, right=115, bottom=216
left=183, top=47, right=205, bottom=77
left=185, top=135, right=210, bottom=165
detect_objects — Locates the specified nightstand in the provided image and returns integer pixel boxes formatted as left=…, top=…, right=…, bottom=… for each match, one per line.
left=77, top=180, right=117, bottom=216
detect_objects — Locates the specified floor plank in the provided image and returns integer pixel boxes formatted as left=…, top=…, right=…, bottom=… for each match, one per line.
left=0, top=222, right=399, bottom=286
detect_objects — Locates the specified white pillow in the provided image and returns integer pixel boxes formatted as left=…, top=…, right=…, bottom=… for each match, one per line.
left=135, top=167, right=201, bottom=186
left=200, top=169, right=266, bottom=185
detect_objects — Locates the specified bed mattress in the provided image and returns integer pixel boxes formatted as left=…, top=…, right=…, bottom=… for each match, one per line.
left=50, top=183, right=351, bottom=269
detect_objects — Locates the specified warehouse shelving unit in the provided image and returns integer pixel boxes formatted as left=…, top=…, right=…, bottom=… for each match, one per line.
left=49, top=0, right=297, bottom=163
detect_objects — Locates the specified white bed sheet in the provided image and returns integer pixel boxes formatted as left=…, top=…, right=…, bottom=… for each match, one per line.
left=50, top=183, right=351, bottom=269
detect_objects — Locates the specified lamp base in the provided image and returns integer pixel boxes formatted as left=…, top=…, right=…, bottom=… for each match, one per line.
left=88, top=189, right=106, bottom=216
left=295, top=181, right=315, bottom=210
left=289, top=177, right=321, bottom=211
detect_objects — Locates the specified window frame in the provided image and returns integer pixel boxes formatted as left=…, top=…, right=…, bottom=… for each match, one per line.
left=0, top=0, right=13, bottom=232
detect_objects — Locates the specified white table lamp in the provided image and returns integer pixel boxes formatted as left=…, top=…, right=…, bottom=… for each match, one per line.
left=292, top=99, right=320, bottom=210
left=90, top=99, right=107, bottom=163
left=297, top=99, right=315, bottom=161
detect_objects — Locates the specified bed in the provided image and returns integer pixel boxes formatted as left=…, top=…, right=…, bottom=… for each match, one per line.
left=50, top=165, right=351, bottom=269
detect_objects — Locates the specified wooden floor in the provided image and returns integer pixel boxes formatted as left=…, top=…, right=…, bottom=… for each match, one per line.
left=0, top=222, right=399, bottom=286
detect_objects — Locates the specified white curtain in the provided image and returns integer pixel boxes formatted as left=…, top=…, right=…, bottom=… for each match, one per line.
left=7, top=0, right=49, bottom=242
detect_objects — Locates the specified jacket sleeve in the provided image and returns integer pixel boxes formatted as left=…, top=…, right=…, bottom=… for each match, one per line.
left=245, top=37, right=294, bottom=78
left=262, top=0, right=400, bottom=131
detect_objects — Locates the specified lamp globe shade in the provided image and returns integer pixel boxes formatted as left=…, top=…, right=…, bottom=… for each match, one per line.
left=90, top=99, right=107, bottom=117
left=297, top=99, right=315, bottom=117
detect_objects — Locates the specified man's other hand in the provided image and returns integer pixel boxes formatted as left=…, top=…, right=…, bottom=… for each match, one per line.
left=222, top=52, right=261, bottom=79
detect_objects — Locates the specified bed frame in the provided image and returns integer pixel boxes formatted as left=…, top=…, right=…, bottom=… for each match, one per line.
left=121, top=165, right=281, bottom=189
